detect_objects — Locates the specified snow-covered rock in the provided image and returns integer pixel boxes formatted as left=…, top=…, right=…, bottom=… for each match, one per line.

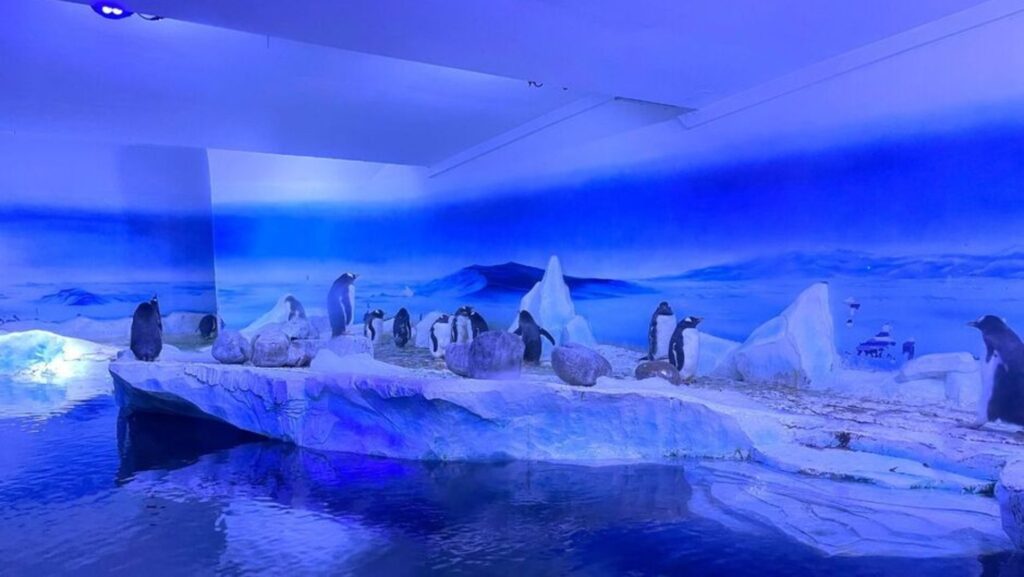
left=635, top=360, right=683, bottom=385
left=896, top=352, right=982, bottom=408
left=997, top=461, right=1024, bottom=549
left=414, top=311, right=443, bottom=349
left=321, top=335, right=374, bottom=358
left=0, top=330, right=117, bottom=381
left=510, top=256, right=596, bottom=353
left=212, top=330, right=251, bottom=364
left=240, top=294, right=306, bottom=340
left=725, top=282, right=837, bottom=387
left=444, top=331, right=523, bottom=379
left=552, top=343, right=611, bottom=387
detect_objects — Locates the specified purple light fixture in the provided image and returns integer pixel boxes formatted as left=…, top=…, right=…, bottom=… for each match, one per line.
left=91, top=2, right=133, bottom=20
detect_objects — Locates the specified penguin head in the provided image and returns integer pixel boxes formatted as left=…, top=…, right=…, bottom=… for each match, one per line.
left=339, top=272, right=358, bottom=283
left=455, top=305, right=473, bottom=316
left=518, top=310, right=535, bottom=324
left=968, top=315, right=1009, bottom=334
left=656, top=301, right=673, bottom=315
left=681, top=316, right=703, bottom=329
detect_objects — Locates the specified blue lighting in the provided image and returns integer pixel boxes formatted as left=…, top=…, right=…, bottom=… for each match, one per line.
left=90, top=2, right=133, bottom=20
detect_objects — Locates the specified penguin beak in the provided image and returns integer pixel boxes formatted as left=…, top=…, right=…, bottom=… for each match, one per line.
left=967, top=320, right=979, bottom=328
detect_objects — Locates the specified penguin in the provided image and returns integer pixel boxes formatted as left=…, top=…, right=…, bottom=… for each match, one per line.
left=198, top=314, right=220, bottom=340
left=513, top=310, right=555, bottom=364
left=284, top=295, right=306, bottom=320
left=469, top=310, right=489, bottom=337
left=363, top=308, right=385, bottom=344
left=968, top=315, right=1024, bottom=427
left=130, top=296, right=163, bottom=362
left=668, top=316, right=702, bottom=380
left=429, top=314, right=453, bottom=358
left=451, top=306, right=475, bottom=344
left=392, top=307, right=412, bottom=348
left=327, top=273, right=358, bottom=337
left=902, top=338, right=916, bottom=361
left=643, top=301, right=676, bottom=361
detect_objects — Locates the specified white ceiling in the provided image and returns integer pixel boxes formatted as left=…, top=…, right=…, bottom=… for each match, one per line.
left=1, top=0, right=1012, bottom=172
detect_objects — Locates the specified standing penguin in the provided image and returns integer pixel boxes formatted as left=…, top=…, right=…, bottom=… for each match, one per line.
left=644, top=302, right=676, bottom=360
left=513, top=310, right=556, bottom=364
left=284, top=295, right=307, bottom=320
left=430, top=314, right=453, bottom=358
left=363, top=309, right=385, bottom=344
left=668, top=316, right=702, bottom=380
left=393, top=308, right=412, bottom=348
left=451, top=306, right=475, bottom=344
left=469, top=310, right=489, bottom=337
left=327, top=273, right=358, bottom=337
left=198, top=314, right=220, bottom=340
left=130, top=296, right=163, bottom=362
left=969, top=315, right=1024, bottom=426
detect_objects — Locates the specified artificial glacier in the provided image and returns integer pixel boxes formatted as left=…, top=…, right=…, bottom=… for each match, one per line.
left=510, top=255, right=596, bottom=351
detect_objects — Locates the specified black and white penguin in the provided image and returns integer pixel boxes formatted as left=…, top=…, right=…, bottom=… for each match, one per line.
left=668, top=316, right=702, bottom=380
left=469, top=310, right=489, bottom=337
left=284, top=295, right=307, bottom=320
left=430, top=314, right=453, bottom=358
left=393, top=308, right=412, bottom=348
left=902, top=338, right=916, bottom=361
left=969, top=315, right=1024, bottom=427
left=513, top=310, right=555, bottom=364
left=198, top=314, right=220, bottom=340
left=327, top=273, right=358, bottom=337
left=363, top=308, right=385, bottom=344
left=130, top=296, right=163, bottom=362
left=451, top=306, right=475, bottom=344
left=644, top=301, right=676, bottom=360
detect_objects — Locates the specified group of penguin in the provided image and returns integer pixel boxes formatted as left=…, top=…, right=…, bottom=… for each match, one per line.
left=643, top=301, right=703, bottom=379
left=128, top=271, right=1024, bottom=429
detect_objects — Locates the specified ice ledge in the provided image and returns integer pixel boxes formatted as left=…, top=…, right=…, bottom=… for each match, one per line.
left=109, top=359, right=755, bottom=463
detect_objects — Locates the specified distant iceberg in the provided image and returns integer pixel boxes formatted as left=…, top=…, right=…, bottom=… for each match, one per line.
left=509, top=256, right=596, bottom=351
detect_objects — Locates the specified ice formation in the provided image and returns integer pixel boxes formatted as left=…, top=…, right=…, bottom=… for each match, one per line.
left=720, top=282, right=837, bottom=387
left=509, top=256, right=596, bottom=353
left=0, top=312, right=213, bottom=346
left=239, top=294, right=304, bottom=340
left=0, top=330, right=117, bottom=382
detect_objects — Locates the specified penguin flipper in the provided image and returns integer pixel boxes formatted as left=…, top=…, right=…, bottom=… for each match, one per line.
left=540, top=328, right=556, bottom=346
left=430, top=330, right=438, bottom=352
left=513, top=327, right=522, bottom=336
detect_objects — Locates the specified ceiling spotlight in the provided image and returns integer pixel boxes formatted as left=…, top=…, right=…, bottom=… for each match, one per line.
left=91, top=2, right=133, bottom=20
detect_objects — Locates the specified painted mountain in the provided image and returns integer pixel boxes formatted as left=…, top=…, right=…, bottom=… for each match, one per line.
left=417, top=262, right=654, bottom=299
left=664, top=250, right=1024, bottom=281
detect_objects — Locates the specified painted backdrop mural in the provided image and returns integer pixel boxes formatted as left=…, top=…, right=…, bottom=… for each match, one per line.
left=0, top=135, right=218, bottom=337
left=210, top=118, right=1024, bottom=364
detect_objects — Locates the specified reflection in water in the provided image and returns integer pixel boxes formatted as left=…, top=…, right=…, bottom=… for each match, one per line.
left=0, top=392, right=1019, bottom=576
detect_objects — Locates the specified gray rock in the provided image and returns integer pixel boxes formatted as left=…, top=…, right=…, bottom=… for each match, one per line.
left=635, top=360, right=683, bottom=385
left=321, top=334, right=374, bottom=358
left=552, top=343, right=611, bottom=387
left=997, top=460, right=1024, bottom=549
left=251, top=329, right=290, bottom=367
left=212, top=330, right=251, bottom=364
left=443, top=331, right=524, bottom=379
left=286, top=339, right=319, bottom=368
left=281, top=317, right=318, bottom=341
left=444, top=342, right=472, bottom=377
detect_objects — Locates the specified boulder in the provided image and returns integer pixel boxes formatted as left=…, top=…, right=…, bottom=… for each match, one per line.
left=444, top=331, right=524, bottom=379
left=997, top=460, right=1024, bottom=549
left=552, top=343, right=611, bottom=387
left=212, top=330, right=252, bottom=364
left=727, top=282, right=837, bottom=387
left=321, top=334, right=374, bottom=358
left=251, top=329, right=290, bottom=368
left=444, top=342, right=472, bottom=377
left=281, top=317, right=318, bottom=341
left=635, top=360, right=683, bottom=385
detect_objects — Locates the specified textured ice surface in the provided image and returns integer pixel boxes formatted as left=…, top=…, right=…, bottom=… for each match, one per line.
left=0, top=330, right=117, bottom=381
left=721, top=282, right=837, bottom=387
left=511, top=256, right=596, bottom=351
